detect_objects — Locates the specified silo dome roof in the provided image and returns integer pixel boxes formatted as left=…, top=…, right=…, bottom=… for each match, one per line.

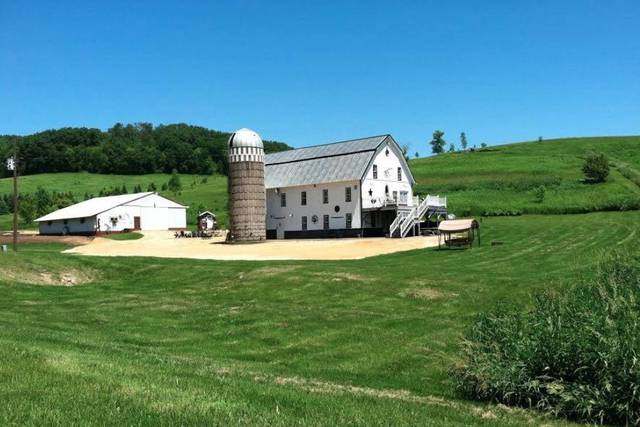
left=229, top=128, right=263, bottom=149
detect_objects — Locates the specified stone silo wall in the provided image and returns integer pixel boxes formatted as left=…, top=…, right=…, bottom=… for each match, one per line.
left=228, top=160, right=266, bottom=242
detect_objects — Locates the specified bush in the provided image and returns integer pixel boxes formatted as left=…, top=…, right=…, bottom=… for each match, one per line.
left=583, top=153, right=610, bottom=183
left=453, top=252, right=640, bottom=425
left=533, top=185, right=546, bottom=203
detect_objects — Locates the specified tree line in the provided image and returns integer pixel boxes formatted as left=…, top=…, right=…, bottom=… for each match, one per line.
left=0, top=123, right=291, bottom=178
left=0, top=170, right=187, bottom=224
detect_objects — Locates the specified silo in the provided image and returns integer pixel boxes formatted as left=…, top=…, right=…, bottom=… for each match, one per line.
left=227, top=128, right=266, bottom=243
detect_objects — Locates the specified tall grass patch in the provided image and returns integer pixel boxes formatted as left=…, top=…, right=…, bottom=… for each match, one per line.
left=453, top=252, right=640, bottom=425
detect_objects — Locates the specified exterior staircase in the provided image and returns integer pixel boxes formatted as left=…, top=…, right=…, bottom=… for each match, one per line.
left=389, top=195, right=447, bottom=238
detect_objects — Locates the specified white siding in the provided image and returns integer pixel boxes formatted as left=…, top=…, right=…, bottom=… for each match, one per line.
left=266, top=180, right=361, bottom=232
left=361, top=142, right=413, bottom=209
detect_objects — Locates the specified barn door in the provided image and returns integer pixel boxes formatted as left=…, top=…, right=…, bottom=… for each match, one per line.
left=134, top=216, right=141, bottom=230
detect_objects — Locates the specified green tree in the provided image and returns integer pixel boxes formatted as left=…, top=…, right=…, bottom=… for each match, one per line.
left=34, top=187, right=52, bottom=217
left=147, top=182, right=157, bottom=192
left=0, top=196, right=8, bottom=215
left=121, top=184, right=128, bottom=194
left=429, top=130, right=446, bottom=154
left=448, top=143, right=456, bottom=152
left=18, top=194, right=37, bottom=225
left=460, top=132, right=468, bottom=150
left=414, top=151, right=419, bottom=159
left=583, top=152, right=610, bottom=183
left=480, top=143, right=487, bottom=148
left=167, top=169, right=182, bottom=194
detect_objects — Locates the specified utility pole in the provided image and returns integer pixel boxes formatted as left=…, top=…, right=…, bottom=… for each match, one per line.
left=6, top=139, right=18, bottom=251
left=13, top=147, right=18, bottom=252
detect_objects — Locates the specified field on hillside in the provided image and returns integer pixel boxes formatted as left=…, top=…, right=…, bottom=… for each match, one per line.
left=412, top=136, right=640, bottom=216
left=0, top=172, right=228, bottom=231
left=1, top=211, right=638, bottom=425
left=3, top=136, right=640, bottom=232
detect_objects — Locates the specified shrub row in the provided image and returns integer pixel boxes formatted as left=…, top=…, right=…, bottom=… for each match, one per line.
left=452, top=196, right=640, bottom=218
left=453, top=252, right=640, bottom=425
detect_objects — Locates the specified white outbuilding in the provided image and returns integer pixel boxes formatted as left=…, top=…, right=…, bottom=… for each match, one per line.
left=35, top=192, right=187, bottom=235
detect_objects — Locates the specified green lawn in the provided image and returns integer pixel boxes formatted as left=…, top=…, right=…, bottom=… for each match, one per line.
left=1, top=211, right=638, bottom=425
left=104, top=231, right=144, bottom=240
left=412, top=136, right=640, bottom=216
left=0, top=172, right=229, bottom=231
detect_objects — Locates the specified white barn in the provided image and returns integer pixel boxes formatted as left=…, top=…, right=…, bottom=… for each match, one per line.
left=264, top=134, right=444, bottom=239
left=35, top=192, right=187, bottom=236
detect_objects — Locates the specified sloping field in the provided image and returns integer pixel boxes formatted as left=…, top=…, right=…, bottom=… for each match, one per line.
left=1, top=211, right=637, bottom=425
left=0, top=172, right=228, bottom=230
left=412, top=136, right=640, bottom=216
left=2, top=136, right=640, bottom=232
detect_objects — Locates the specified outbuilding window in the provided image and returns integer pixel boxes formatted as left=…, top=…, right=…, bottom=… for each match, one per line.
left=302, top=215, right=308, bottom=231
left=345, top=187, right=351, bottom=202
left=280, top=192, right=287, bottom=207
left=373, top=164, right=378, bottom=179
left=346, top=213, right=352, bottom=229
left=47, top=221, right=52, bottom=226
left=80, top=218, right=85, bottom=224
left=397, top=167, right=402, bottom=181
left=63, top=219, right=68, bottom=225
left=301, top=191, right=307, bottom=206
left=322, top=189, right=329, bottom=204
left=323, top=214, right=330, bottom=230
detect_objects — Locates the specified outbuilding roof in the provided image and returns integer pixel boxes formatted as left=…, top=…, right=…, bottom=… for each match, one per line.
left=35, top=192, right=186, bottom=222
left=438, top=219, right=479, bottom=232
left=264, top=134, right=414, bottom=188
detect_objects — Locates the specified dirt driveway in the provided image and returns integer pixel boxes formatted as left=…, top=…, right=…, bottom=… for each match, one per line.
left=0, top=232, right=93, bottom=246
left=65, top=231, right=439, bottom=261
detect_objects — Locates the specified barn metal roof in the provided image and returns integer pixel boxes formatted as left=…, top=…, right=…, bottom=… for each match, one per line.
left=35, top=192, right=186, bottom=222
left=265, top=135, right=403, bottom=188
left=265, top=135, right=388, bottom=165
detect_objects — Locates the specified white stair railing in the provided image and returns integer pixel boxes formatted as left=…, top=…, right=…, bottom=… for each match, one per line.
left=400, top=205, right=419, bottom=238
left=389, top=211, right=409, bottom=237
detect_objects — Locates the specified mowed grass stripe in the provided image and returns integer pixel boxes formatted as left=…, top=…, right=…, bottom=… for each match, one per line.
left=1, top=212, right=637, bottom=425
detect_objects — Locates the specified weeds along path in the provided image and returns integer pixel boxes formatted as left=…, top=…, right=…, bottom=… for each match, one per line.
left=611, top=158, right=640, bottom=191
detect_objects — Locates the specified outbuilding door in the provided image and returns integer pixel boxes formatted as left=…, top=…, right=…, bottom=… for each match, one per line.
left=134, top=216, right=141, bottom=230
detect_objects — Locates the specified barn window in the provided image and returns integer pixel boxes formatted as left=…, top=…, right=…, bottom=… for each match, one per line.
left=322, top=189, right=329, bottom=204
left=393, top=191, right=398, bottom=202
left=345, top=187, right=351, bottom=202
left=323, top=214, right=330, bottom=230
left=385, top=185, right=389, bottom=195
left=302, top=215, right=308, bottom=231
left=80, top=218, right=85, bottom=224
left=385, top=148, right=390, bottom=156
left=346, top=213, right=352, bottom=229
left=63, top=219, right=68, bottom=225
left=47, top=221, right=52, bottom=226
left=280, top=192, right=287, bottom=207
left=371, top=214, right=376, bottom=228
left=373, top=164, right=378, bottom=179
left=301, top=191, right=307, bottom=206
left=397, top=167, right=402, bottom=181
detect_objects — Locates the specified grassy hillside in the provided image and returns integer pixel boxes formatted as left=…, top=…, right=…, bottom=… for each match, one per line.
left=0, top=172, right=228, bottom=231
left=2, top=135, right=640, bottom=232
left=412, top=135, right=640, bottom=216
left=2, top=211, right=638, bottom=425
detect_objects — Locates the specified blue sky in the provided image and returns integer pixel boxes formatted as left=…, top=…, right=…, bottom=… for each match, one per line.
left=1, top=1, right=638, bottom=154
